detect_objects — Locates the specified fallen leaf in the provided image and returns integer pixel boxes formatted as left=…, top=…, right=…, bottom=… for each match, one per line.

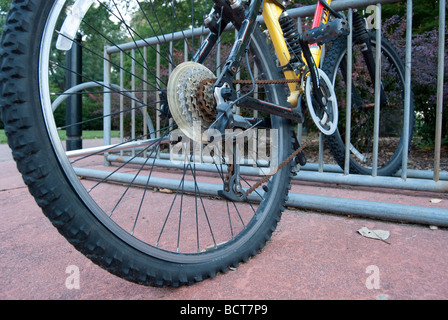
left=358, top=227, right=390, bottom=244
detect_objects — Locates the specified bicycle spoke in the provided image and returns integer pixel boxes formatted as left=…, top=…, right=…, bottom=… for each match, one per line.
left=33, top=0, right=291, bottom=256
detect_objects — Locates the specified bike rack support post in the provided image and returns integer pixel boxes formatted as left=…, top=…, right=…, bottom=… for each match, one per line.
left=103, top=46, right=112, bottom=166
left=344, top=8, right=353, bottom=175
left=400, top=0, right=413, bottom=179
left=65, top=33, right=83, bottom=151
left=371, top=2, right=382, bottom=177
left=434, top=0, right=446, bottom=182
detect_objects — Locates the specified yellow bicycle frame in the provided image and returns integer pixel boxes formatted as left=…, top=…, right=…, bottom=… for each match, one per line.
left=262, top=0, right=331, bottom=107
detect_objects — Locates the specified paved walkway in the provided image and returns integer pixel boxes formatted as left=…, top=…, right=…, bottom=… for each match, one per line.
left=1, top=142, right=448, bottom=300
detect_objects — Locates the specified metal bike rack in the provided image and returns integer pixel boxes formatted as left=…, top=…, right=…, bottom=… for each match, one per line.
left=73, top=0, right=447, bottom=226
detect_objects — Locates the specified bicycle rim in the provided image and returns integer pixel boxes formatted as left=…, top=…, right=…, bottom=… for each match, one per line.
left=37, top=0, right=292, bottom=265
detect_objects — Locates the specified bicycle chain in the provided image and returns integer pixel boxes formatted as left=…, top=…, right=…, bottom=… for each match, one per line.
left=198, top=77, right=317, bottom=199
left=245, top=130, right=319, bottom=198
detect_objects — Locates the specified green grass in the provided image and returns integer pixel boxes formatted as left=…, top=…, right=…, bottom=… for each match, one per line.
left=0, top=130, right=7, bottom=144
left=1, top=129, right=120, bottom=144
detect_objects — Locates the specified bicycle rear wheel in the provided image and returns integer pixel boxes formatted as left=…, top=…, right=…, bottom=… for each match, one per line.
left=323, top=30, right=414, bottom=176
left=0, top=0, right=293, bottom=286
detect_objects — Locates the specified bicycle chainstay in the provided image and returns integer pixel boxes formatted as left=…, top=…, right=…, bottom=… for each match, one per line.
left=198, top=77, right=319, bottom=199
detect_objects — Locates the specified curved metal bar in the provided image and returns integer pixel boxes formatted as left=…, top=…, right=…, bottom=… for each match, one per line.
left=51, top=81, right=156, bottom=139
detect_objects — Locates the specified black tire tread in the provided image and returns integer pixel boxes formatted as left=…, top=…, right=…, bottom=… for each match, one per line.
left=0, top=0, right=293, bottom=287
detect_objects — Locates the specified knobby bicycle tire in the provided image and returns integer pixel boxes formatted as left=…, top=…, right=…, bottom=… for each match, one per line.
left=323, top=30, right=414, bottom=176
left=0, top=0, right=294, bottom=287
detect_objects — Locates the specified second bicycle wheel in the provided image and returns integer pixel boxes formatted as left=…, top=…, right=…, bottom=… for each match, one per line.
left=323, top=30, right=414, bottom=176
left=0, top=0, right=293, bottom=286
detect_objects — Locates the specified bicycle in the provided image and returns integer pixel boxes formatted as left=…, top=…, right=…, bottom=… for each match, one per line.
left=0, top=0, right=413, bottom=287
